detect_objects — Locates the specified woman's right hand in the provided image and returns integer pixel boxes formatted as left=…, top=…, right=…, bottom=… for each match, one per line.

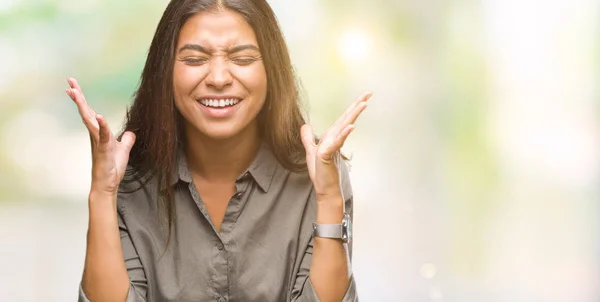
left=66, top=77, right=136, bottom=197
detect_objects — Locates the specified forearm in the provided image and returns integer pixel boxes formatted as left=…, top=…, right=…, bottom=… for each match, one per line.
left=82, top=191, right=130, bottom=302
left=309, top=196, right=350, bottom=302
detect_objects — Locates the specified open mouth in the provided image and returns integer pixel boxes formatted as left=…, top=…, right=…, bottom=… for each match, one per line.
left=198, top=98, right=242, bottom=108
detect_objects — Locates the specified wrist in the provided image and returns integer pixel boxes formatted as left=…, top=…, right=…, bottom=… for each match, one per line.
left=89, top=188, right=117, bottom=199
left=88, top=189, right=118, bottom=209
left=316, top=196, right=344, bottom=224
left=315, top=190, right=343, bottom=203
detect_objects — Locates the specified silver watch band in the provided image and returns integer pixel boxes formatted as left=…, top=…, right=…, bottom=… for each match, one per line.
left=312, top=222, right=343, bottom=239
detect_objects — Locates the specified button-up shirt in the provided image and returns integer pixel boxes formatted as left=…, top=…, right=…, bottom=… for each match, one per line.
left=78, top=143, right=357, bottom=301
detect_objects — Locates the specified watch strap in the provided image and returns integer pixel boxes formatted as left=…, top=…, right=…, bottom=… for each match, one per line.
left=312, top=222, right=343, bottom=239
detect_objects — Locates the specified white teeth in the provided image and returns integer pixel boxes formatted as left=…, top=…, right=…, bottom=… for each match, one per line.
left=201, top=98, right=240, bottom=107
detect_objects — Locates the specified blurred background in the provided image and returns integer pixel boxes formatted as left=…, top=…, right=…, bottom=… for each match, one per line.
left=0, top=0, right=599, bottom=301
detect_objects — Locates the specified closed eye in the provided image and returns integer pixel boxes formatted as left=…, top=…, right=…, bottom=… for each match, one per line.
left=182, top=57, right=209, bottom=65
left=231, top=57, right=259, bottom=65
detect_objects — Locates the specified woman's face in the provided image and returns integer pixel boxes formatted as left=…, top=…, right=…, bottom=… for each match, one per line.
left=173, top=9, right=267, bottom=140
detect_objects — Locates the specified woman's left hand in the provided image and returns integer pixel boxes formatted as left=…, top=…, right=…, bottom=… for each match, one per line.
left=301, top=91, right=372, bottom=203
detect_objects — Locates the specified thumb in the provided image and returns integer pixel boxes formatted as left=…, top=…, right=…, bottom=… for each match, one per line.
left=119, top=131, right=136, bottom=153
left=300, top=124, right=315, bottom=151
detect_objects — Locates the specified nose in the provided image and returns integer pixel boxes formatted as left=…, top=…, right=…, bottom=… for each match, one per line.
left=205, top=59, right=233, bottom=90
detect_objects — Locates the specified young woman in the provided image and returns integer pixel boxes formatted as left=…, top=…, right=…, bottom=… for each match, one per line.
left=68, top=0, right=371, bottom=301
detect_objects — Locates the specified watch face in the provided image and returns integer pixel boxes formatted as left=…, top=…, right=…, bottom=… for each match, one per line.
left=343, top=213, right=352, bottom=243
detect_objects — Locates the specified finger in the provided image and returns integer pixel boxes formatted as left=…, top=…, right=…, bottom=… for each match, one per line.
left=300, top=124, right=316, bottom=151
left=119, top=131, right=136, bottom=153
left=68, top=77, right=87, bottom=98
left=333, top=124, right=355, bottom=149
left=300, top=124, right=317, bottom=170
left=69, top=88, right=99, bottom=131
left=325, top=101, right=367, bottom=144
left=345, top=91, right=372, bottom=116
left=67, top=77, right=82, bottom=91
left=329, top=91, right=372, bottom=138
left=88, top=132, right=97, bottom=152
left=342, top=101, right=368, bottom=127
left=67, top=77, right=96, bottom=118
left=334, top=91, right=373, bottom=128
left=317, top=124, right=355, bottom=160
left=96, top=115, right=112, bottom=150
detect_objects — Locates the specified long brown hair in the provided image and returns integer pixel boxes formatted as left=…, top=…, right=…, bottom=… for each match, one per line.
left=120, top=0, right=307, bottom=239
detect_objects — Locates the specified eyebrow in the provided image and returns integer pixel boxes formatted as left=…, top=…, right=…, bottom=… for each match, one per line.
left=178, top=44, right=260, bottom=54
left=228, top=44, right=260, bottom=54
left=178, top=44, right=208, bottom=54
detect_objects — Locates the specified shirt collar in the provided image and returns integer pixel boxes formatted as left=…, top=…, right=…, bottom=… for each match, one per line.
left=171, top=142, right=279, bottom=193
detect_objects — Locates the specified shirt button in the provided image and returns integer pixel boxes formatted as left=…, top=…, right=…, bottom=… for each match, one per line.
left=216, top=242, right=224, bottom=250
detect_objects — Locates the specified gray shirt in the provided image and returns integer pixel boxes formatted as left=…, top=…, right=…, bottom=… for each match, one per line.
left=78, top=143, right=357, bottom=302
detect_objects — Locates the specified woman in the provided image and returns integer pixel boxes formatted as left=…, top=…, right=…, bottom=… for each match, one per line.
left=67, top=0, right=371, bottom=301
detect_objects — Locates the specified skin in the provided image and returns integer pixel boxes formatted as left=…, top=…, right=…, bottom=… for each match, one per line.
left=67, top=8, right=371, bottom=302
left=173, top=10, right=267, bottom=142
left=173, top=10, right=268, bottom=231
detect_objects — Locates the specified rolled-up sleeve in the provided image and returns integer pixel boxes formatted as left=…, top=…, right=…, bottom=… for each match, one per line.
left=291, top=189, right=358, bottom=302
left=78, top=211, right=148, bottom=302
left=290, top=235, right=358, bottom=302
left=296, top=274, right=358, bottom=302
left=78, top=283, right=146, bottom=302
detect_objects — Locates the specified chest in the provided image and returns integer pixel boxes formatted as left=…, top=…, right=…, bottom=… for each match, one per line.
left=192, top=180, right=236, bottom=232
left=122, top=171, right=318, bottom=301
left=148, top=184, right=315, bottom=302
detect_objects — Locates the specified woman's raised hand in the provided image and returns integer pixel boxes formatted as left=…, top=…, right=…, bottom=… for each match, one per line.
left=66, top=77, right=136, bottom=196
left=301, top=91, right=372, bottom=201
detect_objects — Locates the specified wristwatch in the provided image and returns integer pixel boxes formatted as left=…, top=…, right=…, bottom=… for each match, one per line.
left=312, top=213, right=352, bottom=243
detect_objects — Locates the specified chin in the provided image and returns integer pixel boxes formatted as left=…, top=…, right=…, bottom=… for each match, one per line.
left=202, top=131, right=238, bottom=140
left=182, top=108, right=259, bottom=142
left=196, top=123, right=244, bottom=141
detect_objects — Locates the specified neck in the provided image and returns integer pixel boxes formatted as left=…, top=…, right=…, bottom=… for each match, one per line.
left=184, top=122, right=261, bottom=183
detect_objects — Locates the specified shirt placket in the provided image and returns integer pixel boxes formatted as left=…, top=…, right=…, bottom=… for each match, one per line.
left=187, top=172, right=252, bottom=302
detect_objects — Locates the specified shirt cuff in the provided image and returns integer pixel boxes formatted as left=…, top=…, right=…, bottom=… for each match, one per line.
left=304, top=275, right=358, bottom=302
left=78, top=283, right=146, bottom=302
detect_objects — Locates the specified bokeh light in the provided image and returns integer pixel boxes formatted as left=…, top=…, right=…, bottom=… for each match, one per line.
left=337, top=28, right=372, bottom=64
